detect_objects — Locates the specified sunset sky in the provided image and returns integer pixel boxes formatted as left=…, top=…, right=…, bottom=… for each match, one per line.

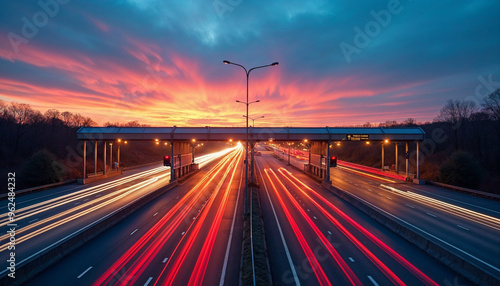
left=1, top=1, right=499, bottom=127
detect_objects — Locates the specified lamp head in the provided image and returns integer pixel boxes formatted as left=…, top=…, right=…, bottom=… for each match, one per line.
left=271, top=62, right=279, bottom=66
left=223, top=60, right=230, bottom=64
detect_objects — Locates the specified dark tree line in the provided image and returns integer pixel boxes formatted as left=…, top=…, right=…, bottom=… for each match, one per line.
left=337, top=88, right=500, bottom=193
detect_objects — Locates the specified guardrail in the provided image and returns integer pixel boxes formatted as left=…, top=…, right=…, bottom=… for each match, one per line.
left=0, top=180, right=77, bottom=199
left=426, top=181, right=500, bottom=201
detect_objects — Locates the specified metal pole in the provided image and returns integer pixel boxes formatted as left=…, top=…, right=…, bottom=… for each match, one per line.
left=251, top=141, right=255, bottom=182
left=103, top=141, right=106, bottom=175
left=381, top=143, right=384, bottom=171
left=395, top=142, right=398, bottom=174
left=405, top=141, right=409, bottom=180
left=82, top=141, right=86, bottom=180
left=245, top=71, right=249, bottom=215
left=94, top=141, right=97, bottom=175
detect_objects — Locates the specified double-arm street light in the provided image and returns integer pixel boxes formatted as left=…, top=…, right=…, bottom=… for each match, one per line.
left=243, top=115, right=265, bottom=127
left=223, top=60, right=279, bottom=215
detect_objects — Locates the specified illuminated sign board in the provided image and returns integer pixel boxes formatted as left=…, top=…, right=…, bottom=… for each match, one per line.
left=347, top=134, right=369, bottom=141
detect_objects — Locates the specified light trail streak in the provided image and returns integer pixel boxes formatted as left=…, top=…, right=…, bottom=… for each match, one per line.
left=277, top=169, right=404, bottom=286
left=264, top=168, right=334, bottom=286
left=380, top=185, right=500, bottom=230
left=93, top=147, right=241, bottom=286
left=281, top=168, right=439, bottom=286
left=189, top=150, right=243, bottom=285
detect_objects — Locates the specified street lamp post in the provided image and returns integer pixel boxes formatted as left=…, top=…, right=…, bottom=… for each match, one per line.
left=224, top=60, right=278, bottom=215
left=244, top=115, right=264, bottom=182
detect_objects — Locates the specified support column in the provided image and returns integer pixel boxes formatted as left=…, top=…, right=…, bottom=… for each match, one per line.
left=416, top=141, right=420, bottom=181
left=287, top=143, right=291, bottom=166
left=117, top=144, right=120, bottom=170
left=109, top=143, right=113, bottom=171
left=326, top=140, right=331, bottom=182
left=103, top=141, right=107, bottom=175
left=395, top=142, right=398, bottom=174
left=405, top=141, right=409, bottom=180
left=82, top=141, right=86, bottom=180
left=250, top=141, right=255, bottom=182
left=381, top=143, right=385, bottom=171
left=170, top=140, right=175, bottom=182
left=94, top=141, right=97, bottom=175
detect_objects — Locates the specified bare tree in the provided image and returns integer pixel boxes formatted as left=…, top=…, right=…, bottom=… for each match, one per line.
left=72, top=113, right=86, bottom=127
left=482, top=88, right=500, bottom=120
left=61, top=111, right=73, bottom=126
left=402, top=118, right=416, bottom=126
left=435, top=99, right=477, bottom=150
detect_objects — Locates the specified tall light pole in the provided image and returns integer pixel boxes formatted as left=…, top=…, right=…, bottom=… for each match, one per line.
left=224, top=60, right=279, bottom=215
left=244, top=115, right=265, bottom=182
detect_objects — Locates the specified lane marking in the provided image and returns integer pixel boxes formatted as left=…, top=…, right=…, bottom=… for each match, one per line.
left=220, top=163, right=243, bottom=286
left=457, top=225, right=470, bottom=231
left=367, top=275, right=379, bottom=286
left=426, top=212, right=437, bottom=218
left=348, top=257, right=355, bottom=262
left=144, top=277, right=153, bottom=286
left=28, top=218, right=38, bottom=223
left=162, top=257, right=168, bottom=263
left=354, top=183, right=360, bottom=187
left=313, top=216, right=317, bottom=220
left=153, top=212, right=158, bottom=216
left=405, top=204, right=415, bottom=209
left=130, top=229, right=138, bottom=235
left=77, top=266, right=92, bottom=278
left=257, top=165, right=301, bottom=286
left=307, top=209, right=310, bottom=212
left=327, top=231, right=332, bottom=235
left=181, top=231, right=185, bottom=235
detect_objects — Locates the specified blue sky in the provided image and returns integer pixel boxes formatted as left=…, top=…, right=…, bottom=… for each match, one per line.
left=0, top=0, right=499, bottom=126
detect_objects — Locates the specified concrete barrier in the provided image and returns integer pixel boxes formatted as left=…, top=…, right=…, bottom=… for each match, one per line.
left=322, top=181, right=500, bottom=286
left=0, top=181, right=178, bottom=286
left=0, top=180, right=77, bottom=199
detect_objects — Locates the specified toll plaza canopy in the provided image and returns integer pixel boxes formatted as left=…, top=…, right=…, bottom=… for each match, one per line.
left=77, top=126, right=425, bottom=142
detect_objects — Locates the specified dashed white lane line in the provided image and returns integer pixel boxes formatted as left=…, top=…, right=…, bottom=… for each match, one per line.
left=181, top=231, right=185, bottom=235
left=327, top=231, right=332, bottom=235
left=74, top=202, right=80, bottom=205
left=313, top=216, right=317, bottom=220
left=162, top=257, right=168, bottom=263
left=367, top=275, right=379, bottom=286
left=354, top=183, right=360, bottom=187
left=144, top=277, right=153, bottom=286
left=405, top=204, right=415, bottom=209
left=307, top=209, right=310, bottom=212
left=426, top=212, right=437, bottom=218
left=153, top=212, right=158, bottom=216
left=457, top=225, right=470, bottom=231
left=77, top=266, right=92, bottom=278
left=28, top=218, right=39, bottom=223
left=130, top=229, right=138, bottom=235
left=348, top=257, right=355, bottom=262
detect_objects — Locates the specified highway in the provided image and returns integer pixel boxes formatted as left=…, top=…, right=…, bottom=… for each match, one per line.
left=26, top=146, right=245, bottom=286
left=256, top=147, right=469, bottom=285
left=274, top=145, right=500, bottom=282
left=0, top=148, right=236, bottom=281
left=4, top=143, right=497, bottom=285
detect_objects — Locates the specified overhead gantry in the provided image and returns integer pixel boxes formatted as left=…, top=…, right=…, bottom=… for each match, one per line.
left=77, top=126, right=426, bottom=184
